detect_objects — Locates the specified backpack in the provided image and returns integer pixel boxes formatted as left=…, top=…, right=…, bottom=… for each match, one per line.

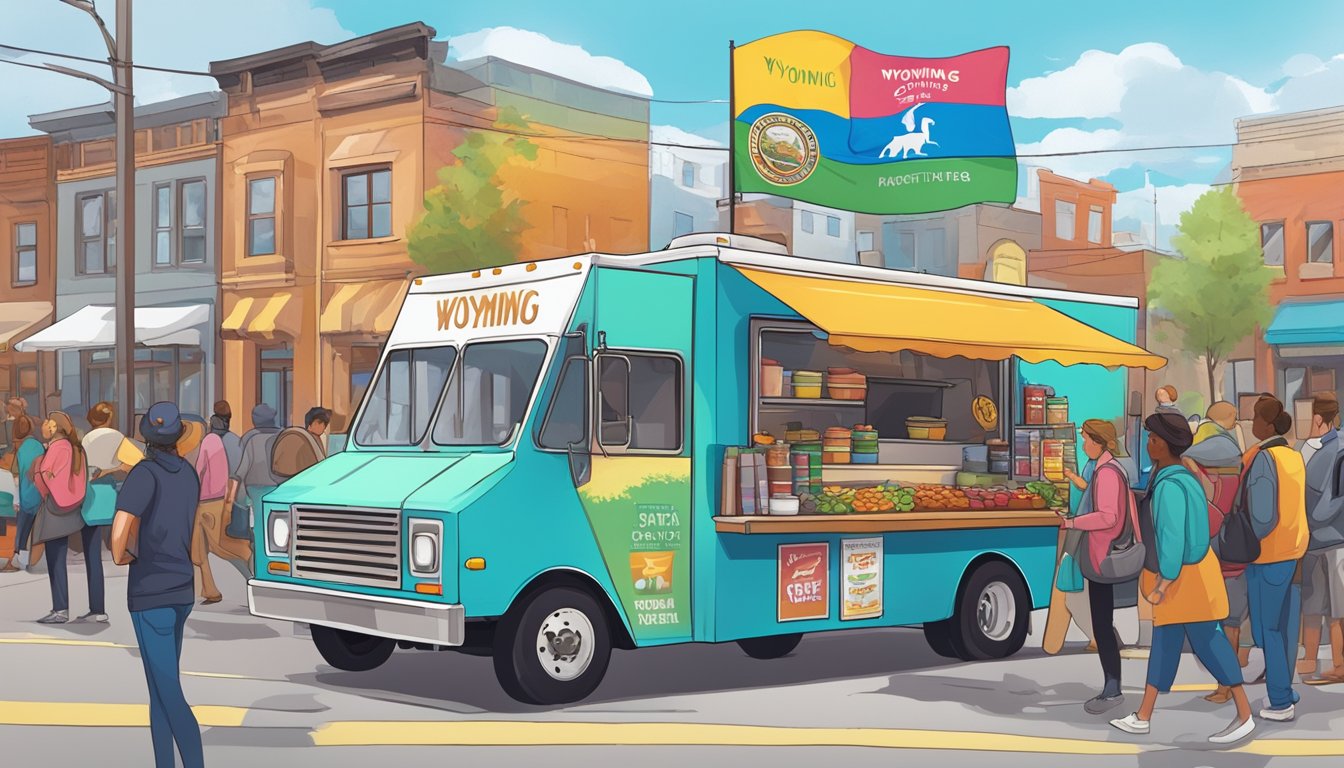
left=1218, top=437, right=1288, bottom=564
left=270, top=427, right=322, bottom=480
left=1078, top=461, right=1146, bottom=584
left=1138, top=466, right=1224, bottom=574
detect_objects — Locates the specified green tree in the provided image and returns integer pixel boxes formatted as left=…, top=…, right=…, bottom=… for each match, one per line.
left=1148, top=187, right=1273, bottom=405
left=408, top=107, right=539, bottom=273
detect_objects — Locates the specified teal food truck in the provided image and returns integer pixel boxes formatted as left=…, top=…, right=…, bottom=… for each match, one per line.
left=247, top=233, right=1164, bottom=705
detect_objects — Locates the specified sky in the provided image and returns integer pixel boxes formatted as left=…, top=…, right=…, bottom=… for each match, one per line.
left=4, top=0, right=1344, bottom=248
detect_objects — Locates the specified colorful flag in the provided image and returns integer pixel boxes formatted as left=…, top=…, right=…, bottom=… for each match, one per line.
left=732, top=31, right=1017, bottom=214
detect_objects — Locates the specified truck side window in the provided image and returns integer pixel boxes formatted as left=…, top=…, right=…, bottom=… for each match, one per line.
left=597, top=352, right=682, bottom=453
left=538, top=357, right=589, bottom=450
left=353, top=346, right=456, bottom=446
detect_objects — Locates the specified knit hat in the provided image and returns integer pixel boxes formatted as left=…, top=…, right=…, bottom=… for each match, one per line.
left=1145, top=411, right=1193, bottom=456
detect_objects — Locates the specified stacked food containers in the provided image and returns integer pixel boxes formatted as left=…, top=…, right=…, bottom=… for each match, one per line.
left=760, top=359, right=784, bottom=397
left=792, top=370, right=823, bottom=399
left=1024, top=385, right=1050, bottom=425
left=1046, top=396, right=1070, bottom=425
left=851, top=427, right=879, bottom=464
left=987, top=439, right=1011, bottom=474
left=766, top=444, right=793, bottom=497
left=823, top=427, right=853, bottom=464
left=826, top=368, right=867, bottom=400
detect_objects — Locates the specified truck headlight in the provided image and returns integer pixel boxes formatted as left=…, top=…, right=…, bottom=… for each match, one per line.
left=267, top=510, right=291, bottom=554
left=408, top=519, right=441, bottom=576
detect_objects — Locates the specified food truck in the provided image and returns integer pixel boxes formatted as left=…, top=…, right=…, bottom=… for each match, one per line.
left=247, top=233, right=1165, bottom=705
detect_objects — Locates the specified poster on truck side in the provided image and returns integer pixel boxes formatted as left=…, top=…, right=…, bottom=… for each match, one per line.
left=778, top=542, right=830, bottom=622
left=841, top=537, right=883, bottom=620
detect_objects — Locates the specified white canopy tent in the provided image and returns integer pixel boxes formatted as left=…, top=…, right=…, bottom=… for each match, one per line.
left=15, top=304, right=210, bottom=351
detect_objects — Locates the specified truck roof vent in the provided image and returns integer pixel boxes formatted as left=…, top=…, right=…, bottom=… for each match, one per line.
left=665, top=232, right=789, bottom=255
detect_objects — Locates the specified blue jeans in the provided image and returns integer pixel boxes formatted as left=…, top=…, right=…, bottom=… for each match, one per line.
left=1147, top=620, right=1244, bottom=692
left=1247, top=559, right=1302, bottom=710
left=130, top=605, right=203, bottom=768
left=14, top=505, right=36, bottom=554
left=44, top=525, right=105, bottom=614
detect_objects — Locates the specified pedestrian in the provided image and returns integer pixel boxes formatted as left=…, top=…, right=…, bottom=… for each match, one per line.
left=1110, top=412, right=1254, bottom=744
left=187, top=416, right=252, bottom=604
left=1057, top=456, right=1098, bottom=653
left=1060, top=419, right=1138, bottom=714
left=209, top=401, right=242, bottom=477
left=1228, top=394, right=1308, bottom=722
left=83, top=402, right=143, bottom=481
left=224, top=404, right=283, bottom=540
left=110, top=402, right=204, bottom=768
left=271, top=406, right=331, bottom=479
left=30, top=411, right=99, bottom=625
left=1182, top=400, right=1256, bottom=704
left=1, top=416, right=43, bottom=573
left=1155, top=385, right=1182, bottom=418
left=1300, top=392, right=1343, bottom=685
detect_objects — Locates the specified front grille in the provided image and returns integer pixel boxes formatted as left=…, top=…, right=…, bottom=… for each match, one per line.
left=291, top=505, right=401, bottom=589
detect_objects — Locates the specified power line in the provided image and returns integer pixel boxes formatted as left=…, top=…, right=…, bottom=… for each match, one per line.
left=0, top=42, right=213, bottom=77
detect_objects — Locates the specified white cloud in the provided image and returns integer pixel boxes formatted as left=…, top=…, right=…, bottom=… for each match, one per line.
left=1115, top=182, right=1212, bottom=249
left=448, top=27, right=652, bottom=97
left=650, top=124, right=720, bottom=147
left=0, top=0, right=352, bottom=137
left=1009, top=43, right=1184, bottom=119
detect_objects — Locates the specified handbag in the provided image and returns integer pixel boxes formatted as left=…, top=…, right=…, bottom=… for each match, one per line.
left=81, top=483, right=117, bottom=527
left=1056, top=552, right=1085, bottom=592
left=1218, top=438, right=1287, bottom=564
left=1078, top=462, right=1146, bottom=584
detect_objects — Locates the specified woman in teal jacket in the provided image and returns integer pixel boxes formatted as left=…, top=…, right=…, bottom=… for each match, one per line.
left=2, top=416, right=45, bottom=572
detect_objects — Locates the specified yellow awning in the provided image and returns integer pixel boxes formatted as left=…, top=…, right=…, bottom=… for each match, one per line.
left=0, top=301, right=53, bottom=350
left=321, top=281, right=406, bottom=335
left=735, top=267, right=1166, bottom=370
left=221, top=293, right=298, bottom=341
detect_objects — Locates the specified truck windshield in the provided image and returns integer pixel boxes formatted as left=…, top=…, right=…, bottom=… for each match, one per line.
left=353, top=346, right=458, bottom=446
left=431, top=338, right=549, bottom=446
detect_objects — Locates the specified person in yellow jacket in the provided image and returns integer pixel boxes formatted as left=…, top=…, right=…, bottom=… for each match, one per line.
left=1235, top=395, right=1309, bottom=721
left=1111, top=412, right=1254, bottom=744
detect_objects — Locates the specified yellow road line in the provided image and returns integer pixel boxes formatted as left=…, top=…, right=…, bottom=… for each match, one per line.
left=310, top=721, right=1146, bottom=754
left=182, top=670, right=258, bottom=680
left=0, top=636, right=135, bottom=649
left=0, top=701, right=247, bottom=728
left=1236, top=740, right=1344, bottom=757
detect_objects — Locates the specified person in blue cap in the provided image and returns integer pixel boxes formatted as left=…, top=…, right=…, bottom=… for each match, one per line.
left=110, top=402, right=204, bottom=768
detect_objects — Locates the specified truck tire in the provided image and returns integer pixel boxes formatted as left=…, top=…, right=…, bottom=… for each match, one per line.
left=953, top=561, right=1030, bottom=660
left=493, top=586, right=612, bottom=705
left=921, top=619, right=966, bottom=659
left=310, top=625, right=396, bottom=672
left=737, top=633, right=802, bottom=659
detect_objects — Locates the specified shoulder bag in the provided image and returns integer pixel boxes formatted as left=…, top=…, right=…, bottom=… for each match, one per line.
left=1219, top=438, right=1287, bottom=564
left=1078, top=462, right=1147, bottom=584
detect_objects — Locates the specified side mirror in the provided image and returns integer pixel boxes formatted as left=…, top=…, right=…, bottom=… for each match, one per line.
left=567, top=441, right=591, bottom=488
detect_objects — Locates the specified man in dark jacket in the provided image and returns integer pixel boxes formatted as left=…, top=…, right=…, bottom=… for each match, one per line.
left=1301, top=393, right=1343, bottom=686
left=110, top=402, right=204, bottom=768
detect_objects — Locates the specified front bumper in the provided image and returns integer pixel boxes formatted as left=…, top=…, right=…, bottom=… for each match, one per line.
left=248, top=579, right=464, bottom=646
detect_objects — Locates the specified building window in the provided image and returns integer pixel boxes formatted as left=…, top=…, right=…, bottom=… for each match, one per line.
left=342, top=168, right=392, bottom=240
left=884, top=228, right=916, bottom=270
left=13, top=222, right=36, bottom=286
left=1224, top=359, right=1255, bottom=404
left=153, top=183, right=172, bottom=266
left=596, top=352, right=683, bottom=452
left=132, top=346, right=203, bottom=417
left=76, top=190, right=115, bottom=274
left=247, top=176, right=277, bottom=257
left=1282, top=366, right=1307, bottom=407
left=801, top=210, right=814, bottom=234
left=1087, top=207, right=1103, bottom=244
left=1307, top=221, right=1334, bottom=264
left=681, top=161, right=697, bottom=188
left=258, top=345, right=294, bottom=427
left=857, top=230, right=874, bottom=253
left=84, top=349, right=115, bottom=409
left=1055, top=200, right=1076, bottom=241
left=1261, top=222, right=1284, bottom=267
left=180, top=179, right=207, bottom=263
left=826, top=215, right=841, bottom=237
left=153, top=179, right=208, bottom=267
left=882, top=223, right=952, bottom=276
left=672, top=211, right=694, bottom=237
left=919, top=227, right=950, bottom=275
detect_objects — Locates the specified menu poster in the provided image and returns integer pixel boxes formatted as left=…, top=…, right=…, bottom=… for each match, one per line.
left=841, top=537, right=883, bottom=620
left=778, top=542, right=829, bottom=622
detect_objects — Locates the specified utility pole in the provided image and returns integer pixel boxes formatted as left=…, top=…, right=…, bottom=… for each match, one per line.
left=53, top=0, right=135, bottom=434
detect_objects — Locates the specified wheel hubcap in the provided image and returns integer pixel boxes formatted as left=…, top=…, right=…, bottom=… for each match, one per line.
left=537, top=607, right=595, bottom=682
left=977, top=582, right=1015, bottom=641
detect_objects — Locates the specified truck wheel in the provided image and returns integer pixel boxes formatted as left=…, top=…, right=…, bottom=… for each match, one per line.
left=954, top=561, right=1030, bottom=660
left=922, top=619, right=966, bottom=659
left=493, top=587, right=612, bottom=705
left=310, top=625, right=395, bottom=671
left=736, top=633, right=802, bottom=659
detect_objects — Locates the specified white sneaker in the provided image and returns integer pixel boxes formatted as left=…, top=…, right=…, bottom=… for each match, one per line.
left=1110, top=713, right=1151, bottom=734
left=1259, top=704, right=1295, bottom=722
left=1209, top=717, right=1255, bottom=744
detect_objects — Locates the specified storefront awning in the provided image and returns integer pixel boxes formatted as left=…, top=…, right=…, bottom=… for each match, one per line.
left=735, top=267, right=1166, bottom=370
left=320, top=280, right=406, bottom=336
left=222, top=293, right=298, bottom=341
left=14, top=304, right=209, bottom=352
left=0, top=301, right=53, bottom=351
left=1265, top=299, right=1344, bottom=349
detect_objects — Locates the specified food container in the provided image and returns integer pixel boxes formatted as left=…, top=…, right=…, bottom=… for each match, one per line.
left=1046, top=396, right=1069, bottom=426
left=785, top=428, right=820, bottom=443
left=850, top=452, right=879, bottom=464
left=792, top=370, right=823, bottom=399
left=826, top=369, right=868, bottom=401
left=987, top=439, right=1011, bottom=474
left=822, top=450, right=851, bottom=464
left=905, top=416, right=948, bottom=440
left=760, top=359, right=784, bottom=398
left=1024, top=385, right=1050, bottom=425
left=769, top=494, right=800, bottom=516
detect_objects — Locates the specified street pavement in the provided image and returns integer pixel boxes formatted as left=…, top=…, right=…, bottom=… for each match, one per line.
left=1, top=553, right=1342, bottom=767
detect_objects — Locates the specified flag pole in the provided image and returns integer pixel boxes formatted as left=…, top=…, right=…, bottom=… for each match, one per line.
left=728, top=39, right=736, bottom=234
